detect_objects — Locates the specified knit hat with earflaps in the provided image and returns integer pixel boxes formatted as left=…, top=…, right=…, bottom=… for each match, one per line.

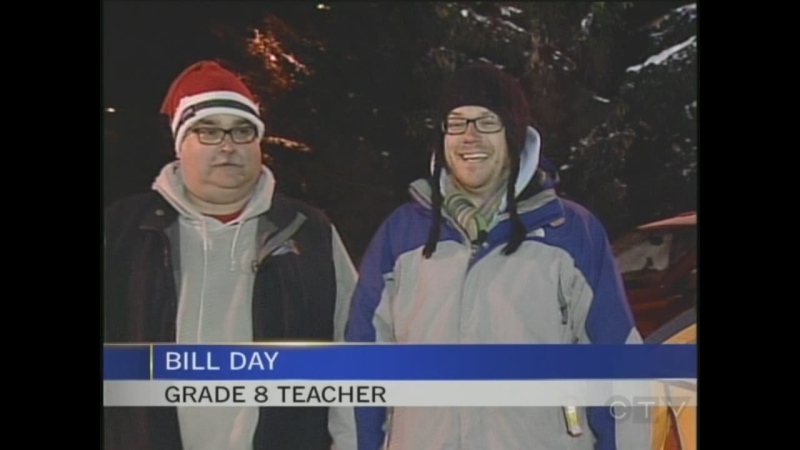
left=423, top=62, right=531, bottom=258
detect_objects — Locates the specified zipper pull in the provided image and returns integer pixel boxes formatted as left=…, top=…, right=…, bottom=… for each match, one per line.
left=470, top=230, right=488, bottom=256
left=564, top=406, right=583, bottom=436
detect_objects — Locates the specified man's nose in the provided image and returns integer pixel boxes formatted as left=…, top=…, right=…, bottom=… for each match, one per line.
left=462, top=123, right=481, bottom=141
left=219, top=135, right=236, bottom=152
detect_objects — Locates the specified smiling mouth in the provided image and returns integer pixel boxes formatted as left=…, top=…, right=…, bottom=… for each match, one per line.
left=459, top=152, right=489, bottom=162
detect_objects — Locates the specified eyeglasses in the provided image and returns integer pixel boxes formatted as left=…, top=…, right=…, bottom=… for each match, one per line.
left=189, top=125, right=258, bottom=145
left=442, top=116, right=504, bottom=135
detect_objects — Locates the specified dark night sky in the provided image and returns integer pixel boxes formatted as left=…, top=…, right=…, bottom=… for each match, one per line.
left=104, top=2, right=205, bottom=201
left=105, top=2, right=236, bottom=114
left=104, top=1, right=686, bottom=115
left=104, top=2, right=311, bottom=111
left=103, top=2, right=285, bottom=202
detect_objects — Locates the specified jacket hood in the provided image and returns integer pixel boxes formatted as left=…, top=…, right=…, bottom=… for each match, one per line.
left=151, top=161, right=276, bottom=227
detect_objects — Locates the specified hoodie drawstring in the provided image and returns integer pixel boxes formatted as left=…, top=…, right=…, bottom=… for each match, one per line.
left=230, top=220, right=245, bottom=272
left=198, top=218, right=246, bottom=341
left=197, top=218, right=209, bottom=341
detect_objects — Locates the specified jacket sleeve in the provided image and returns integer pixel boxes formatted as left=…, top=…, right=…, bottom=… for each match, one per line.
left=565, top=210, right=650, bottom=450
left=329, top=217, right=398, bottom=450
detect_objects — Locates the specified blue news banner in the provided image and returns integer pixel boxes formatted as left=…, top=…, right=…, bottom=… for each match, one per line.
left=103, top=344, right=696, bottom=407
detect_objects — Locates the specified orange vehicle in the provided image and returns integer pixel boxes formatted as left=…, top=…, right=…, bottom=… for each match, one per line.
left=612, top=212, right=697, bottom=339
left=613, top=212, right=697, bottom=450
left=645, top=307, right=696, bottom=450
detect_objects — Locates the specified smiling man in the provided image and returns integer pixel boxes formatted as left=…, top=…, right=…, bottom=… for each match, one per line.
left=104, top=60, right=356, bottom=450
left=330, top=63, right=649, bottom=449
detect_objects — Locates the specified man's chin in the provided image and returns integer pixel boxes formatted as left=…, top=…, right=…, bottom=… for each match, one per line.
left=453, top=176, right=492, bottom=191
left=202, top=177, right=253, bottom=194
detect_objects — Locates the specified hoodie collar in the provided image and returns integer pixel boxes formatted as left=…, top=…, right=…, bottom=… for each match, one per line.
left=151, top=161, right=276, bottom=226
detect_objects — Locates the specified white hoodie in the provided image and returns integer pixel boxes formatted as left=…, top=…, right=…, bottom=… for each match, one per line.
left=152, top=161, right=275, bottom=450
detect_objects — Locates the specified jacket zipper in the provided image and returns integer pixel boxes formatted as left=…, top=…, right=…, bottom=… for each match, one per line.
left=449, top=220, right=481, bottom=450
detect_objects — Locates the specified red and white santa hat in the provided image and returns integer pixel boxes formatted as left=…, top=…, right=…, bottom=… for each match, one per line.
left=160, top=60, right=265, bottom=155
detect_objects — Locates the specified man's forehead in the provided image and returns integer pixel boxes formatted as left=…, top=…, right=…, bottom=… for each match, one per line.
left=447, top=106, right=497, bottom=117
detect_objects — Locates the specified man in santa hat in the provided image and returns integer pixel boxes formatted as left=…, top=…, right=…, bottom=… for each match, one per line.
left=104, top=60, right=357, bottom=450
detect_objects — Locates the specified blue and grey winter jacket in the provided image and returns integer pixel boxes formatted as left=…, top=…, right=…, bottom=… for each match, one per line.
left=330, top=128, right=648, bottom=450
